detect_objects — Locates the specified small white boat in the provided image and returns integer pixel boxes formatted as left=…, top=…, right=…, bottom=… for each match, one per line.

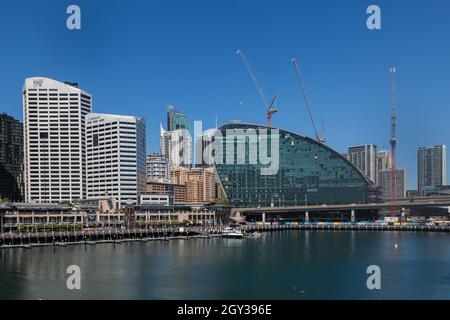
left=222, top=226, right=244, bottom=239
left=248, top=232, right=262, bottom=238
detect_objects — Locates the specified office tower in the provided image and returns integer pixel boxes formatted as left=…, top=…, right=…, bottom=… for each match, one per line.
left=376, top=149, right=392, bottom=186
left=167, top=105, right=190, bottom=131
left=418, top=145, right=447, bottom=196
left=0, top=113, right=23, bottom=201
left=379, top=169, right=407, bottom=200
left=171, top=167, right=216, bottom=203
left=86, top=113, right=146, bottom=208
left=23, top=78, right=92, bottom=203
left=195, top=128, right=217, bottom=168
left=347, top=144, right=377, bottom=183
left=146, top=153, right=170, bottom=181
left=160, top=125, right=192, bottom=168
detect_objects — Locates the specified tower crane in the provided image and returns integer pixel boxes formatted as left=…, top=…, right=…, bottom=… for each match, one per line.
left=390, top=67, right=398, bottom=204
left=291, top=57, right=325, bottom=143
left=236, top=49, right=278, bottom=127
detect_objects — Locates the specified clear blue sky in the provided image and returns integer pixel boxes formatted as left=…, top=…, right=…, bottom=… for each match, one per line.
left=1, top=0, right=450, bottom=189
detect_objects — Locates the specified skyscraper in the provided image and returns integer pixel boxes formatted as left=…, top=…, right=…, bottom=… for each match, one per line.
left=160, top=125, right=192, bottom=168
left=379, top=169, right=407, bottom=200
left=0, top=113, right=23, bottom=201
left=167, top=105, right=190, bottom=131
left=376, top=149, right=392, bottom=186
left=347, top=144, right=377, bottom=183
left=23, top=78, right=92, bottom=203
left=146, top=153, right=170, bottom=182
left=86, top=113, right=146, bottom=208
left=418, top=145, right=447, bottom=196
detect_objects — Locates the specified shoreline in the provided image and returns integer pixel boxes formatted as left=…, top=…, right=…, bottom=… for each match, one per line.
left=1, top=223, right=450, bottom=249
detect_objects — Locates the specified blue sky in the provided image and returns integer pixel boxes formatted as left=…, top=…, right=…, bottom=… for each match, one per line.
left=1, top=0, right=450, bottom=189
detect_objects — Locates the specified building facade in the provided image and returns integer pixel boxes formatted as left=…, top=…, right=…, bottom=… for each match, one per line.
left=347, top=144, right=377, bottom=183
left=418, top=145, right=446, bottom=196
left=214, top=123, right=371, bottom=208
left=167, top=105, right=190, bottom=131
left=376, top=149, right=392, bottom=186
left=86, top=113, right=146, bottom=208
left=0, top=113, right=23, bottom=201
left=378, top=169, right=407, bottom=200
left=146, top=153, right=170, bottom=181
left=160, top=125, right=192, bottom=168
left=145, top=181, right=187, bottom=205
left=171, top=167, right=216, bottom=204
left=22, top=78, right=92, bottom=203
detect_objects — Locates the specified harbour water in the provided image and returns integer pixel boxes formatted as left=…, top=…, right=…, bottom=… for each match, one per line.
left=1, top=230, right=450, bottom=300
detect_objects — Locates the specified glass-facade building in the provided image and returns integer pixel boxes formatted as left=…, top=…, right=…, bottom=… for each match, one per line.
left=0, top=113, right=23, bottom=201
left=167, top=105, right=190, bottom=131
left=213, top=123, right=371, bottom=208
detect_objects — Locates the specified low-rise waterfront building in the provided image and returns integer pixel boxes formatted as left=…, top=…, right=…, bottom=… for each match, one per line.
left=0, top=203, right=229, bottom=231
left=145, top=181, right=187, bottom=205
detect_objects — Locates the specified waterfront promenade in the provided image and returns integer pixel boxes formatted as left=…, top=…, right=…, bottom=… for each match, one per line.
left=2, top=222, right=450, bottom=249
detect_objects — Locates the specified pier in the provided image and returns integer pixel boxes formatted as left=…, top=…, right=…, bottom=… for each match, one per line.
left=2, top=222, right=450, bottom=249
left=0, top=226, right=223, bottom=248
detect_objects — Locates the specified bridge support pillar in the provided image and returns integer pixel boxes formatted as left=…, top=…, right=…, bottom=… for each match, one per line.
left=262, top=213, right=266, bottom=224
left=351, top=210, right=355, bottom=223
left=305, top=211, right=309, bottom=222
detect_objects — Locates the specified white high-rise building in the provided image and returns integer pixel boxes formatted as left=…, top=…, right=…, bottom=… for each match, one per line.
left=160, top=124, right=192, bottom=168
left=376, top=149, right=392, bottom=186
left=86, top=113, right=146, bottom=208
left=146, top=153, right=170, bottom=182
left=23, top=77, right=92, bottom=203
left=347, top=144, right=377, bottom=183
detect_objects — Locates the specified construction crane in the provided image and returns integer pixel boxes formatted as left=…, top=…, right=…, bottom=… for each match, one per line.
left=390, top=67, right=398, bottom=204
left=291, top=57, right=325, bottom=143
left=236, top=49, right=278, bottom=127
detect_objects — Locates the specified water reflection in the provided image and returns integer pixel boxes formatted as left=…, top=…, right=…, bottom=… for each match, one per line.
left=0, top=232, right=450, bottom=299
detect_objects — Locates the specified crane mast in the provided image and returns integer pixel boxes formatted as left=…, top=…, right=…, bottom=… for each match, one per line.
left=237, top=49, right=278, bottom=127
left=291, top=58, right=324, bottom=143
left=390, top=67, right=398, bottom=204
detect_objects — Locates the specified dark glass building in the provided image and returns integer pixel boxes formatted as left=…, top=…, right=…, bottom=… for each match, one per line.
left=213, top=123, right=371, bottom=208
left=167, top=105, right=190, bottom=131
left=0, top=113, right=23, bottom=201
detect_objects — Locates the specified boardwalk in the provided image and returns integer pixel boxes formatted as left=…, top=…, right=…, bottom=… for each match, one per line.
left=2, top=223, right=450, bottom=248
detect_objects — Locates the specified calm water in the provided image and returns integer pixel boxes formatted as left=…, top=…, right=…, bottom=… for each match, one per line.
left=1, top=230, right=450, bottom=300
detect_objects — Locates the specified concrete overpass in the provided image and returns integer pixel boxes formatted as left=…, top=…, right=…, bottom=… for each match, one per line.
left=230, top=196, right=450, bottom=223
